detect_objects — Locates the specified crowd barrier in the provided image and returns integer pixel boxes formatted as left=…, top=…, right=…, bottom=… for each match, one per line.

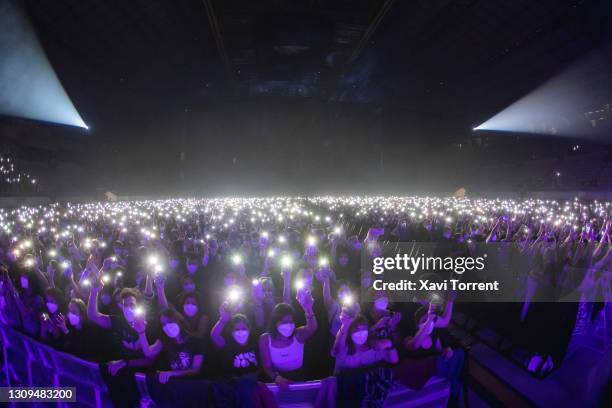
left=0, top=326, right=449, bottom=407
left=0, top=325, right=113, bottom=407
left=134, top=373, right=450, bottom=407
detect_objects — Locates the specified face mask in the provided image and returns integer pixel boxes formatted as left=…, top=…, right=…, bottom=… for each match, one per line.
left=169, top=259, right=179, bottom=269
left=184, top=284, right=195, bottom=293
left=374, top=297, right=389, bottom=311
left=277, top=322, right=295, bottom=337
left=123, top=307, right=135, bottom=322
left=46, top=302, right=58, bottom=314
left=68, top=312, right=80, bottom=326
left=232, top=329, right=249, bottom=345
left=163, top=323, right=180, bottom=338
left=351, top=330, right=369, bottom=345
left=20, top=277, right=29, bottom=289
left=183, top=304, right=198, bottom=317
left=187, top=264, right=198, bottom=274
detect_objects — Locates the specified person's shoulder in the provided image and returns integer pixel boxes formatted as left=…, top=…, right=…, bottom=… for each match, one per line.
left=108, top=314, right=123, bottom=327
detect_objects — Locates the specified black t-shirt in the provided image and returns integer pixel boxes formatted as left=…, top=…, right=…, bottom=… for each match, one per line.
left=109, top=315, right=144, bottom=360
left=64, top=323, right=111, bottom=361
left=161, top=336, right=204, bottom=371
left=216, top=337, right=259, bottom=379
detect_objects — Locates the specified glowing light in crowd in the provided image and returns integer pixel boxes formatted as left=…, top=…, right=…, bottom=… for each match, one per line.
left=281, top=254, right=293, bottom=268
left=227, top=286, right=241, bottom=303
left=0, top=1, right=88, bottom=129
left=231, top=254, right=243, bottom=265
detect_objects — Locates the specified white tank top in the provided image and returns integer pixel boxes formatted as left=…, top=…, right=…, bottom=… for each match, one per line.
left=268, top=335, right=304, bottom=372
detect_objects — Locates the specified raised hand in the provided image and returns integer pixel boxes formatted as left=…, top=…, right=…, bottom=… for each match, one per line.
left=219, top=301, right=232, bottom=322
left=297, top=290, right=314, bottom=312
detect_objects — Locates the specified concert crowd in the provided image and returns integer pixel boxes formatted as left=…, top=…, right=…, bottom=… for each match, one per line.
left=0, top=196, right=609, bottom=407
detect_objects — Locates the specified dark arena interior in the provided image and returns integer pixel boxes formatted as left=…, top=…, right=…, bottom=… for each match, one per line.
left=1, top=0, right=612, bottom=407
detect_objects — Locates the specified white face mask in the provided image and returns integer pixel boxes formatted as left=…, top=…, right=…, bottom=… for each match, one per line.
left=351, top=330, right=369, bottom=345
left=183, top=304, right=198, bottom=317
left=277, top=322, right=295, bottom=337
left=187, top=264, right=198, bottom=274
left=20, top=277, right=29, bottom=289
left=163, top=323, right=180, bottom=338
left=68, top=312, right=80, bottom=326
left=374, top=297, right=389, bottom=311
left=232, top=329, right=249, bottom=345
left=123, top=307, right=135, bottom=322
left=46, top=302, right=58, bottom=314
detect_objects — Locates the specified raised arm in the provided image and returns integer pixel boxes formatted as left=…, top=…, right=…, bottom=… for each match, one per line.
left=281, top=266, right=292, bottom=305
left=331, top=312, right=352, bottom=358
left=435, top=295, right=455, bottom=328
left=210, top=302, right=231, bottom=349
left=258, top=333, right=275, bottom=380
left=136, top=328, right=163, bottom=358
left=322, top=274, right=333, bottom=309
left=295, top=292, right=317, bottom=342
left=154, top=275, right=169, bottom=310
left=87, top=279, right=112, bottom=329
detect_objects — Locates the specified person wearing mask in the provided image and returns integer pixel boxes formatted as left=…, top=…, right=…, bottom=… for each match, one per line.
left=40, top=288, right=68, bottom=345
left=365, top=290, right=402, bottom=346
left=211, top=308, right=259, bottom=379
left=61, top=298, right=105, bottom=359
left=332, top=314, right=398, bottom=372
left=136, top=308, right=204, bottom=383
left=177, top=291, right=209, bottom=339
left=259, top=296, right=317, bottom=389
left=402, top=303, right=464, bottom=407
left=87, top=282, right=155, bottom=373
left=16, top=269, right=45, bottom=335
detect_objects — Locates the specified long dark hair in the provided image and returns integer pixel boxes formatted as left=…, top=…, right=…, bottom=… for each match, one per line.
left=44, top=287, right=67, bottom=314
left=268, top=303, right=294, bottom=338
left=347, top=314, right=369, bottom=355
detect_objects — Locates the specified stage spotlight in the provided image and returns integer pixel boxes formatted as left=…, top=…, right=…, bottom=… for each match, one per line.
left=473, top=48, right=612, bottom=137
left=0, top=0, right=87, bottom=129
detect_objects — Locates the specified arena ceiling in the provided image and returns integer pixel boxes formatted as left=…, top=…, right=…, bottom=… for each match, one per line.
left=24, top=0, right=611, bottom=128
